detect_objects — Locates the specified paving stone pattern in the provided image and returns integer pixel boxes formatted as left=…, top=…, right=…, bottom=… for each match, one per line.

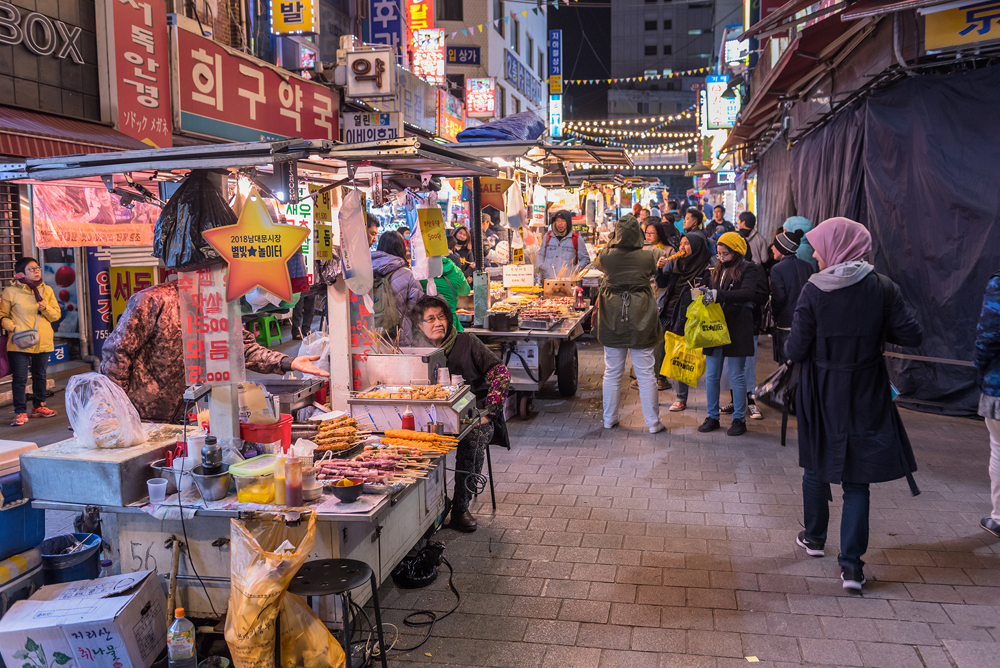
left=380, top=339, right=1000, bottom=668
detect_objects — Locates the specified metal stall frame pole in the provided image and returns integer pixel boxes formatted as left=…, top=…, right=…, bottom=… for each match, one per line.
left=471, top=177, right=483, bottom=269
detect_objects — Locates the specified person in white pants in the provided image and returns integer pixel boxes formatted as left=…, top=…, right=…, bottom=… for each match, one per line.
left=974, top=272, right=1000, bottom=537
left=592, top=214, right=665, bottom=434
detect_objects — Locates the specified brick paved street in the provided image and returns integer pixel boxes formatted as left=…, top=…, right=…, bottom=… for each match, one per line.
left=382, top=338, right=1000, bottom=668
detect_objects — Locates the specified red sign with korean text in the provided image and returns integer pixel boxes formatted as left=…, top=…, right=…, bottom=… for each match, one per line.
left=174, top=25, right=339, bottom=143
left=405, top=0, right=433, bottom=60
left=113, top=0, right=173, bottom=148
left=177, top=267, right=246, bottom=387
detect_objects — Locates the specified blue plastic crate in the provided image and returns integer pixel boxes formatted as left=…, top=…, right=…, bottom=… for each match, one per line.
left=0, top=472, right=46, bottom=562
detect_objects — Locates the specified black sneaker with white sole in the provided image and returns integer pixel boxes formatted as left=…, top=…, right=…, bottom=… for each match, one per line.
left=841, top=565, right=866, bottom=591
left=796, top=531, right=824, bottom=557
left=747, top=404, right=763, bottom=420
left=720, top=402, right=734, bottom=414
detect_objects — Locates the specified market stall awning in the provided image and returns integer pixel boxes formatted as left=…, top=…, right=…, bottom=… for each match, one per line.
left=722, top=16, right=874, bottom=153
left=443, top=141, right=632, bottom=187
left=0, top=106, right=150, bottom=158
left=0, top=137, right=498, bottom=184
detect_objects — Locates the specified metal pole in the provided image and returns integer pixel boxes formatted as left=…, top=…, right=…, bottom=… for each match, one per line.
left=471, top=177, right=483, bottom=269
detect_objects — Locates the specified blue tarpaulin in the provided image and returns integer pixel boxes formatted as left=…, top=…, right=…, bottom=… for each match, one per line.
left=456, top=111, right=545, bottom=143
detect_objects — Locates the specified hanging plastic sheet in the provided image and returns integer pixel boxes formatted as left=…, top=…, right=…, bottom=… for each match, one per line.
left=153, top=170, right=237, bottom=270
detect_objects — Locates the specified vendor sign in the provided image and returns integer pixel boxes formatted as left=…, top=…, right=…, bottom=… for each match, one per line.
left=314, top=224, right=333, bottom=260
left=110, top=266, right=157, bottom=327
left=466, top=177, right=513, bottom=210
left=466, top=78, right=496, bottom=118
left=32, top=184, right=158, bottom=248
left=436, top=90, right=465, bottom=142
left=925, top=4, right=1000, bottom=50
left=412, top=28, right=445, bottom=85
left=202, top=188, right=310, bottom=302
left=416, top=207, right=449, bottom=256
left=270, top=0, right=318, bottom=34
left=177, top=266, right=246, bottom=387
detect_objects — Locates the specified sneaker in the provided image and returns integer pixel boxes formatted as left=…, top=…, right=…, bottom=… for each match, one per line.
left=31, top=405, right=57, bottom=419
left=981, top=517, right=1000, bottom=538
left=657, top=377, right=672, bottom=391
left=604, top=420, right=619, bottom=429
left=747, top=404, right=763, bottom=420
left=727, top=418, right=747, bottom=436
left=630, top=379, right=640, bottom=389
left=10, top=413, right=27, bottom=427
left=669, top=401, right=687, bottom=412
left=841, top=566, right=866, bottom=592
left=649, top=421, right=666, bottom=434
left=720, top=402, right=734, bottom=414
left=697, top=417, right=720, bottom=433
left=796, top=531, right=825, bottom=557
left=291, top=327, right=303, bottom=341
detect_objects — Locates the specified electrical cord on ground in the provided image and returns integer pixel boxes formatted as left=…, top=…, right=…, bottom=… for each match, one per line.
left=388, top=557, right=460, bottom=653
left=179, top=399, right=219, bottom=618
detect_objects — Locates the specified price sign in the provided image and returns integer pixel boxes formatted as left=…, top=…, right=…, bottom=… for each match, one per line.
left=177, top=267, right=245, bottom=387
left=417, top=206, right=449, bottom=256
left=314, top=224, right=333, bottom=260
left=311, top=184, right=332, bottom=222
left=502, top=264, right=534, bottom=287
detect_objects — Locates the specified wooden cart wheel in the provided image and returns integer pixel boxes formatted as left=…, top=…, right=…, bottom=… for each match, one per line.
left=519, top=394, right=531, bottom=420
left=557, top=341, right=579, bottom=397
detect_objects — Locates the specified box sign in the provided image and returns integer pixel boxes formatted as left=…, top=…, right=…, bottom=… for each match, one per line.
left=1, top=0, right=100, bottom=121
left=925, top=5, right=1000, bottom=51
left=549, top=94, right=563, bottom=138
left=111, top=0, right=172, bottom=148
left=271, top=0, right=318, bottom=34
left=365, top=68, right=436, bottom=133
left=368, top=0, right=403, bottom=62
left=0, top=571, right=167, bottom=668
left=466, top=78, right=496, bottom=118
left=342, top=111, right=401, bottom=143
left=717, top=170, right=736, bottom=184
left=412, top=28, right=445, bottom=85
left=436, top=90, right=465, bottom=142
left=346, top=49, right=395, bottom=97
left=505, top=49, right=543, bottom=107
left=405, top=0, right=433, bottom=59
left=447, top=45, right=480, bottom=65
left=706, top=74, right=740, bottom=130
left=174, top=24, right=339, bottom=142
left=110, top=266, right=157, bottom=327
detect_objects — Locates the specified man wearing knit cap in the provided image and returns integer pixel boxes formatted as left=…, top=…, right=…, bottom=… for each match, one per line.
left=770, top=229, right=815, bottom=363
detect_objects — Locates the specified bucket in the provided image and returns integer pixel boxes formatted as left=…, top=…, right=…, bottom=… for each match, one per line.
left=39, top=533, right=101, bottom=585
left=240, top=413, right=292, bottom=454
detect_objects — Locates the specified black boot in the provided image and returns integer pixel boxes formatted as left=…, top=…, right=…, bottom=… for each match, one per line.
left=450, top=510, right=478, bottom=532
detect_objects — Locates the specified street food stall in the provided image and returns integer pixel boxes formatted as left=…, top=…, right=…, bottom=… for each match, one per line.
left=0, top=137, right=498, bottom=626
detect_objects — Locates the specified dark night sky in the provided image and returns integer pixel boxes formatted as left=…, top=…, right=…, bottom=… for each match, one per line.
left=547, top=1, right=612, bottom=120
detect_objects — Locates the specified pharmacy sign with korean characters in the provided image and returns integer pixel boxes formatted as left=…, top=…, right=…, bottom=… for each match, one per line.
left=346, top=49, right=395, bottom=97
left=172, top=23, right=338, bottom=142
left=271, top=0, right=318, bottom=34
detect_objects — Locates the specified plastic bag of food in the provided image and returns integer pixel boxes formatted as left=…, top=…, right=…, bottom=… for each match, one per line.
left=224, top=512, right=317, bottom=668
left=294, top=332, right=329, bottom=380
left=279, top=593, right=346, bottom=668
left=153, top=170, right=237, bottom=270
left=66, top=373, right=146, bottom=449
left=339, top=189, right=374, bottom=295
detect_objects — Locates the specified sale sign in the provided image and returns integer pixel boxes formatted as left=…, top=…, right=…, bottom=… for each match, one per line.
left=466, top=177, right=513, bottom=210
left=112, top=0, right=172, bottom=148
left=174, top=24, right=338, bottom=142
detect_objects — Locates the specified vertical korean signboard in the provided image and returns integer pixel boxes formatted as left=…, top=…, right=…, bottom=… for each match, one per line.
left=85, top=249, right=112, bottom=359
left=405, top=0, right=433, bottom=60
left=112, top=0, right=173, bottom=148
left=177, top=267, right=245, bottom=387
left=548, top=29, right=563, bottom=137
left=283, top=184, right=314, bottom=283
left=436, top=90, right=465, bottom=143
left=706, top=75, right=740, bottom=130
left=110, top=266, right=157, bottom=327
left=369, top=0, right=403, bottom=63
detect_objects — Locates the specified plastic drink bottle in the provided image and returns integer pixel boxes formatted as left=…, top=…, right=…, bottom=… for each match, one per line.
left=167, top=607, right=197, bottom=668
left=285, top=447, right=303, bottom=506
left=274, top=453, right=287, bottom=505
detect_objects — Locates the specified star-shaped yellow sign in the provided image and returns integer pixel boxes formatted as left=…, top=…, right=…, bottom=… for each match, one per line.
left=202, top=188, right=309, bottom=302
left=465, top=177, right=513, bottom=211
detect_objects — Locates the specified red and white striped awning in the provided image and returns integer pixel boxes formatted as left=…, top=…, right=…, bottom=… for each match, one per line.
left=0, top=106, right=150, bottom=159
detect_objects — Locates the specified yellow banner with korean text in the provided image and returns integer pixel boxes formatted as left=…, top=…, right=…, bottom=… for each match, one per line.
left=417, top=207, right=449, bottom=256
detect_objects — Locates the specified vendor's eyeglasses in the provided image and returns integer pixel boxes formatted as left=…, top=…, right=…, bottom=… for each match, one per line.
left=422, top=314, right=449, bottom=325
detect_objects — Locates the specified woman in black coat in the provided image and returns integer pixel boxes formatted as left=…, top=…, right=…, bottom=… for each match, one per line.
left=655, top=233, right=714, bottom=411
left=786, top=217, right=922, bottom=592
left=696, top=232, right=767, bottom=436
left=450, top=226, right=476, bottom=279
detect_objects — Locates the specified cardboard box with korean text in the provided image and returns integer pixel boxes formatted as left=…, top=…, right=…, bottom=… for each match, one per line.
left=0, top=570, right=167, bottom=668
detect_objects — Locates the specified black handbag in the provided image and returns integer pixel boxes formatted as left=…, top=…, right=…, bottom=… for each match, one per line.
left=754, top=361, right=797, bottom=446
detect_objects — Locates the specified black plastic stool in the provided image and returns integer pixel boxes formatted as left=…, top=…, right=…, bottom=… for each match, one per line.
left=287, top=558, right=389, bottom=668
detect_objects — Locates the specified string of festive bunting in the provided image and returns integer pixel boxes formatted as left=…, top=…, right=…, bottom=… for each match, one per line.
left=449, top=5, right=556, bottom=40
left=565, top=68, right=711, bottom=85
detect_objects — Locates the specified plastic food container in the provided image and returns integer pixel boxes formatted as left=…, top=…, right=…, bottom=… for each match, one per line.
left=230, top=455, right=276, bottom=504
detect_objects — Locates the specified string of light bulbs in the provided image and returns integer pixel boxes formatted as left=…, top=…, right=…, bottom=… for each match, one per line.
left=566, top=128, right=698, bottom=139
left=563, top=105, right=697, bottom=130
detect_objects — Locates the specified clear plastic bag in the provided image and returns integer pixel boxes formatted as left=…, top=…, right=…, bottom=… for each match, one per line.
left=66, top=373, right=146, bottom=449
left=293, top=332, right=329, bottom=380
left=339, top=189, right=374, bottom=295
left=224, top=512, right=317, bottom=668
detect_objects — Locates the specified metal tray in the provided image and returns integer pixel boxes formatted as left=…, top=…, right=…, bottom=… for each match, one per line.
left=520, top=318, right=563, bottom=330
left=349, top=384, right=467, bottom=405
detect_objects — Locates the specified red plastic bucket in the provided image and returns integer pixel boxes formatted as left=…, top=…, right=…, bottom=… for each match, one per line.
left=239, top=413, right=293, bottom=453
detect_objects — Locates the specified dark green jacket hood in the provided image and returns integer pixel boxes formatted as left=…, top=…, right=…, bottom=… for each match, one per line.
left=609, top=214, right=644, bottom=250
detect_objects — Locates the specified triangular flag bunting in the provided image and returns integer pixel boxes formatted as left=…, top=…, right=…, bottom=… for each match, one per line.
left=451, top=31, right=457, bottom=38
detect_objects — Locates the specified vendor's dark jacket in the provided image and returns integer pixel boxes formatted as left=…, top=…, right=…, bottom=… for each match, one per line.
left=705, top=259, right=767, bottom=358
left=444, top=331, right=511, bottom=449
left=593, top=215, right=660, bottom=349
left=770, top=255, right=815, bottom=329
left=100, top=281, right=288, bottom=423
left=785, top=271, right=923, bottom=487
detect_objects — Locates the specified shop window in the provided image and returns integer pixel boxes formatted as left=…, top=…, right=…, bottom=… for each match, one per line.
left=498, top=85, right=506, bottom=117
left=644, top=45, right=657, bottom=56
left=637, top=102, right=649, bottom=114
left=664, top=19, right=672, bottom=30
left=436, top=0, right=463, bottom=21
left=526, top=35, right=533, bottom=69
left=645, top=20, right=657, bottom=30
left=493, top=0, right=504, bottom=36
left=538, top=49, right=544, bottom=77
left=664, top=44, right=673, bottom=54
left=0, top=184, right=23, bottom=284
left=514, top=97, right=521, bottom=114
left=511, top=19, right=520, bottom=53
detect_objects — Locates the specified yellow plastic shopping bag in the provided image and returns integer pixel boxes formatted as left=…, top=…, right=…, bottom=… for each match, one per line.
left=661, top=331, right=707, bottom=386
left=684, top=296, right=731, bottom=350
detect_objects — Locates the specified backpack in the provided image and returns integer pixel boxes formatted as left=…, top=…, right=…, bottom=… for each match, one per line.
left=541, top=231, right=579, bottom=263
left=372, top=268, right=402, bottom=332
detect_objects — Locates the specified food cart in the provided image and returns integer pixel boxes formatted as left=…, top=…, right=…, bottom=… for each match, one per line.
left=1, top=137, right=498, bottom=622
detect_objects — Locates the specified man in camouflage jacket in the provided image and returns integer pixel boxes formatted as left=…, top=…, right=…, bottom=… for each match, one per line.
left=100, top=281, right=327, bottom=423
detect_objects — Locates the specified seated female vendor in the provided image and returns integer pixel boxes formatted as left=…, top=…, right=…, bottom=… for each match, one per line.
left=411, top=296, right=510, bottom=533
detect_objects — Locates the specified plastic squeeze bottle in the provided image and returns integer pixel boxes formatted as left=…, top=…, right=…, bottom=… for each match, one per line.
left=285, top=446, right=303, bottom=506
left=274, top=452, right=287, bottom=506
left=167, top=607, right=197, bottom=668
